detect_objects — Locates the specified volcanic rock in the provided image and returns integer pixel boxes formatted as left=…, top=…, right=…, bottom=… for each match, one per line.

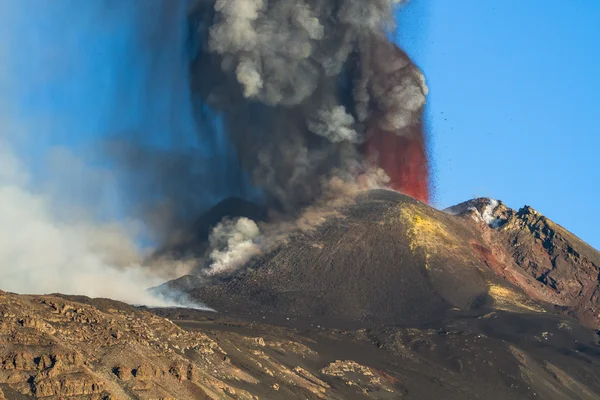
left=1, top=190, right=600, bottom=399
left=0, top=288, right=599, bottom=399
left=162, top=191, right=539, bottom=326
left=1, top=291, right=392, bottom=399
left=449, top=197, right=600, bottom=329
left=165, top=190, right=600, bottom=331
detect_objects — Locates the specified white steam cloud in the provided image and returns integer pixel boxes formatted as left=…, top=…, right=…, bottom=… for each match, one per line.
left=0, top=139, right=199, bottom=308
left=196, top=169, right=392, bottom=277
left=0, top=1, right=208, bottom=308
left=207, top=217, right=262, bottom=275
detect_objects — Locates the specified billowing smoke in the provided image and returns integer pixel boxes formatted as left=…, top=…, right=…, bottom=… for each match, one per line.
left=207, top=217, right=262, bottom=275
left=123, top=0, right=431, bottom=270
left=186, top=0, right=429, bottom=213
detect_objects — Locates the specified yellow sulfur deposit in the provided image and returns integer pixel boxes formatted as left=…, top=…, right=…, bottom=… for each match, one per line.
left=488, top=284, right=545, bottom=313
left=399, top=205, right=457, bottom=269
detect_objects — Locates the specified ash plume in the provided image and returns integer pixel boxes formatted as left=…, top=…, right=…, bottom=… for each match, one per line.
left=142, top=0, right=431, bottom=272
left=185, top=0, right=429, bottom=214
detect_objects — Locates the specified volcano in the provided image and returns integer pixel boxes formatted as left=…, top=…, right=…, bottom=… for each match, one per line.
left=163, top=190, right=600, bottom=330
left=149, top=189, right=600, bottom=398
left=2, top=190, right=600, bottom=399
left=164, top=190, right=488, bottom=327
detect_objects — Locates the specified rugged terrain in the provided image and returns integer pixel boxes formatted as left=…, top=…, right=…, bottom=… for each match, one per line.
left=1, top=289, right=600, bottom=400
left=447, top=197, right=600, bottom=330
left=1, top=189, right=599, bottom=399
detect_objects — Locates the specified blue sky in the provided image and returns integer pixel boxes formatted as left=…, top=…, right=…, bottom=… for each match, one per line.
left=398, top=0, right=600, bottom=249
left=0, top=0, right=225, bottom=223
left=2, top=1, right=206, bottom=156
left=1, top=1, right=598, bottom=249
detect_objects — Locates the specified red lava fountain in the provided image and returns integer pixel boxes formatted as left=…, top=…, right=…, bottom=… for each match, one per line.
left=362, top=40, right=430, bottom=204
left=366, top=125, right=429, bottom=203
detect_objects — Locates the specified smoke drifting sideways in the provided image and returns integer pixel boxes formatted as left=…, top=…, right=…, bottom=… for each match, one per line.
left=0, top=138, right=203, bottom=308
left=0, top=0, right=212, bottom=308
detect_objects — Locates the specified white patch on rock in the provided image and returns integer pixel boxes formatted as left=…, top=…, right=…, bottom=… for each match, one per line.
left=482, top=199, right=503, bottom=228
left=444, top=198, right=504, bottom=229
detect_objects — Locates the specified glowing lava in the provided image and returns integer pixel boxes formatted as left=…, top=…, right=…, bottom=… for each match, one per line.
left=366, top=125, right=429, bottom=203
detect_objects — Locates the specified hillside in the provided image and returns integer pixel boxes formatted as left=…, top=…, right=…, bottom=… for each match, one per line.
left=1, top=190, right=600, bottom=399
left=1, top=290, right=600, bottom=399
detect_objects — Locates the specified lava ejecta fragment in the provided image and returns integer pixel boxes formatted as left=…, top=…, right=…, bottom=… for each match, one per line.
left=366, top=124, right=429, bottom=203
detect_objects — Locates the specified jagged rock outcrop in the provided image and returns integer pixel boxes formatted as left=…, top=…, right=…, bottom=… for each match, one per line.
left=3, top=289, right=468, bottom=399
left=0, top=290, right=360, bottom=399
left=1, top=287, right=600, bottom=399
left=449, top=198, right=600, bottom=329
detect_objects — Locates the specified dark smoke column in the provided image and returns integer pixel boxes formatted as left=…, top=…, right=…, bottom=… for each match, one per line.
left=188, top=0, right=430, bottom=210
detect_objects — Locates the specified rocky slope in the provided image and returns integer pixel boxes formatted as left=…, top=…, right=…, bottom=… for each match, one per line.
left=0, top=290, right=413, bottom=399
left=1, top=290, right=600, bottom=399
left=448, top=197, right=600, bottom=329
left=165, top=190, right=493, bottom=328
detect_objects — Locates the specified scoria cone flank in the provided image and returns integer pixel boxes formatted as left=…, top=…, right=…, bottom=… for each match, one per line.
left=165, top=190, right=600, bottom=330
